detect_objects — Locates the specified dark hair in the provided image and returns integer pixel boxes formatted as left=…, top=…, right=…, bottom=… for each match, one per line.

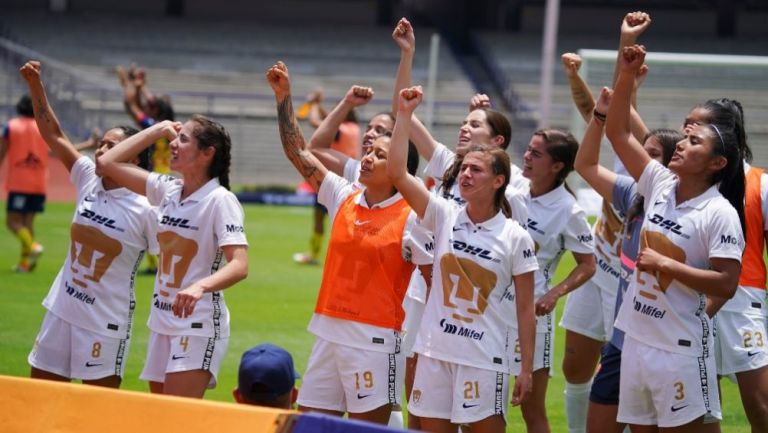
left=465, top=144, right=513, bottom=218
left=534, top=128, right=579, bottom=195
left=190, top=114, right=232, bottom=190
left=480, top=108, right=512, bottom=150
left=151, top=96, right=175, bottom=122
left=16, top=95, right=33, bottom=117
left=626, top=129, right=684, bottom=223
left=344, top=108, right=358, bottom=124
left=709, top=121, right=746, bottom=237
left=695, top=98, right=750, bottom=163
left=406, top=142, right=419, bottom=177
left=108, top=125, right=150, bottom=170
left=439, top=109, right=512, bottom=194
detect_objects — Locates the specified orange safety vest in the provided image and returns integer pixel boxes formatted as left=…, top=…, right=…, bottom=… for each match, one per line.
left=5, top=117, right=48, bottom=194
left=315, top=191, right=415, bottom=330
left=739, top=166, right=766, bottom=289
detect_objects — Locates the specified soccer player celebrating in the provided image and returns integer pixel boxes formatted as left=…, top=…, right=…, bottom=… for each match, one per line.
left=98, top=115, right=248, bottom=398
left=267, top=61, right=432, bottom=425
left=21, top=60, right=156, bottom=388
left=607, top=45, right=745, bottom=431
left=389, top=86, right=538, bottom=433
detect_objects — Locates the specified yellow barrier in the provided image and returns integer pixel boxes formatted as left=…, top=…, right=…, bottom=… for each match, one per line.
left=0, top=375, right=295, bottom=433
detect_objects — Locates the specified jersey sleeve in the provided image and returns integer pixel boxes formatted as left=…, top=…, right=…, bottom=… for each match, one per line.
left=612, top=174, right=638, bottom=215
left=317, top=171, right=356, bottom=222
left=70, top=156, right=96, bottom=199
left=145, top=172, right=174, bottom=206
left=504, top=185, right=528, bottom=227
left=143, top=207, right=160, bottom=255
left=420, top=194, right=452, bottom=233
left=562, top=203, right=595, bottom=254
left=213, top=192, right=248, bottom=248
left=706, top=204, right=745, bottom=262
left=402, top=213, right=434, bottom=266
left=342, top=158, right=361, bottom=184
left=509, top=225, right=539, bottom=276
left=424, top=143, right=455, bottom=181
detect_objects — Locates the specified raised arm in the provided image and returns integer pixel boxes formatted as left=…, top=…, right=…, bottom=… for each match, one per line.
left=99, top=121, right=178, bottom=195
left=612, top=11, right=651, bottom=87
left=308, top=85, right=372, bottom=176
left=387, top=86, right=431, bottom=218
left=20, top=61, right=81, bottom=172
left=306, top=89, right=327, bottom=129
left=561, top=53, right=594, bottom=123
left=574, top=87, right=618, bottom=201
left=605, top=45, right=651, bottom=182
left=266, top=62, right=328, bottom=191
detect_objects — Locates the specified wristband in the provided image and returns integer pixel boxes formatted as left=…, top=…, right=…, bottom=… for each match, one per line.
left=592, top=109, right=607, bottom=122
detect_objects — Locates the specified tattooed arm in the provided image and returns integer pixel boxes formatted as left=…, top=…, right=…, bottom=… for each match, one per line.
left=20, top=60, right=81, bottom=172
left=266, top=61, right=328, bottom=191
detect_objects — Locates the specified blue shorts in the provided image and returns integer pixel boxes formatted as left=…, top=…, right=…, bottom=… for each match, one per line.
left=590, top=342, right=621, bottom=405
left=7, top=192, right=46, bottom=213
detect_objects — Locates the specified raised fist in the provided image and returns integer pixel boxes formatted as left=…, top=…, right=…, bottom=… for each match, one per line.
left=560, top=53, right=582, bottom=77
left=392, top=17, right=415, bottom=52
left=19, top=60, right=42, bottom=83
left=344, top=85, right=374, bottom=107
left=620, top=45, right=646, bottom=73
left=469, top=93, right=491, bottom=111
left=621, top=11, right=651, bottom=39
left=266, top=61, right=291, bottom=98
left=398, top=86, right=423, bottom=113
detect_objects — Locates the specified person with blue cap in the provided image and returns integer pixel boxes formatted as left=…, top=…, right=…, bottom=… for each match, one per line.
left=233, top=343, right=299, bottom=409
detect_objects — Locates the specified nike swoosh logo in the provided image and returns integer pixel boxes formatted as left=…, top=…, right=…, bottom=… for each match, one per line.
left=654, top=201, right=664, bottom=206
left=84, top=196, right=96, bottom=202
left=85, top=362, right=103, bottom=367
left=670, top=404, right=689, bottom=412
left=514, top=357, right=521, bottom=363
left=357, top=394, right=372, bottom=399
left=452, top=227, right=461, bottom=232
left=171, top=354, right=188, bottom=360
left=354, top=220, right=370, bottom=226
left=462, top=403, right=479, bottom=409
left=748, top=351, right=760, bottom=357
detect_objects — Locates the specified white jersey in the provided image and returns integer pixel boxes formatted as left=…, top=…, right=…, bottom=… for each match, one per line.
left=425, top=143, right=528, bottom=227
left=614, top=161, right=744, bottom=357
left=591, top=200, right=624, bottom=288
left=307, top=172, right=433, bottom=353
left=42, top=157, right=156, bottom=339
left=413, top=196, right=538, bottom=373
left=146, top=174, right=248, bottom=338
left=524, top=183, right=594, bottom=314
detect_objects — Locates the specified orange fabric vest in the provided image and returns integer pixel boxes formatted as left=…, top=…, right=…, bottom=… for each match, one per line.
left=5, top=117, right=48, bottom=194
left=739, top=166, right=766, bottom=289
left=331, top=121, right=361, bottom=159
left=315, top=191, right=415, bottom=330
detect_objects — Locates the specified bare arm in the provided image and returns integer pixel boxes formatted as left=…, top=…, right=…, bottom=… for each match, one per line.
left=391, top=17, right=415, bottom=115
left=99, top=121, right=177, bottom=195
left=574, top=87, right=618, bottom=201
left=605, top=45, right=651, bottom=182
left=20, top=61, right=81, bottom=172
left=306, top=90, right=327, bottom=128
left=638, top=250, right=741, bottom=299
left=172, top=244, right=248, bottom=318
left=612, top=11, right=651, bottom=87
left=267, top=62, right=328, bottom=191
left=561, top=53, right=594, bottom=123
left=308, top=85, right=371, bottom=151
left=511, top=270, right=535, bottom=406
left=387, top=86, right=431, bottom=218
left=535, top=251, right=596, bottom=316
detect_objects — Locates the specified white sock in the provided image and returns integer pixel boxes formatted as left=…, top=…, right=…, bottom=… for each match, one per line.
left=565, top=380, right=592, bottom=433
left=388, top=409, right=403, bottom=429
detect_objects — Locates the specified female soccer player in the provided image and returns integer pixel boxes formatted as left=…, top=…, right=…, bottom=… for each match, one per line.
left=607, top=45, right=745, bottom=431
left=267, top=61, right=431, bottom=425
left=21, top=60, right=155, bottom=388
left=98, top=115, right=248, bottom=398
left=574, top=86, right=681, bottom=433
left=684, top=98, right=768, bottom=432
left=389, top=86, right=538, bottom=433
left=389, top=18, right=528, bottom=226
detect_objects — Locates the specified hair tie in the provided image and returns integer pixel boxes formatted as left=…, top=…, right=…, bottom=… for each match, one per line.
left=710, top=124, right=725, bottom=147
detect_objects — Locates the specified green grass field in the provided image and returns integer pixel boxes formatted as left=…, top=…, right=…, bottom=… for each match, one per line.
left=0, top=202, right=750, bottom=431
